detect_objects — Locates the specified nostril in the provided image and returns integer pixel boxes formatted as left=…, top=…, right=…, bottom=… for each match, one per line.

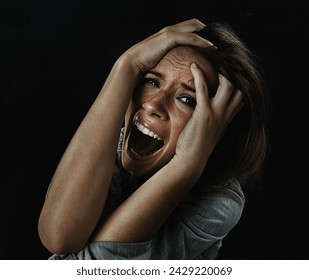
left=152, top=112, right=162, bottom=118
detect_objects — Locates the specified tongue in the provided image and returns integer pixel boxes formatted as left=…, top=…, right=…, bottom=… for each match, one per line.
left=132, top=132, right=163, bottom=156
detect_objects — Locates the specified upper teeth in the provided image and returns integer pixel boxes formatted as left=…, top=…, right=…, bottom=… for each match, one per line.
left=134, top=120, right=162, bottom=141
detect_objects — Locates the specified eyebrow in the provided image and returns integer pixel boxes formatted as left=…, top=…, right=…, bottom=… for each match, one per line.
left=181, top=82, right=196, bottom=93
left=147, top=70, right=163, bottom=79
left=147, top=70, right=196, bottom=93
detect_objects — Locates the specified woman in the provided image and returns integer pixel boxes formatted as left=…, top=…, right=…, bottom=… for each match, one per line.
left=38, top=18, right=268, bottom=259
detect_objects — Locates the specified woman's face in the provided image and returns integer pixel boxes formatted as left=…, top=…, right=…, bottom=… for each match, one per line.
left=122, top=46, right=218, bottom=176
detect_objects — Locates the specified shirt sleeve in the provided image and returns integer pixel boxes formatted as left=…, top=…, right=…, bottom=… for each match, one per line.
left=150, top=179, right=245, bottom=259
left=49, top=179, right=245, bottom=260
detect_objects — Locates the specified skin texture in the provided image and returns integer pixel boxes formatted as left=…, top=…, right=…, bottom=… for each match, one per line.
left=122, top=46, right=219, bottom=177
left=38, top=19, right=243, bottom=254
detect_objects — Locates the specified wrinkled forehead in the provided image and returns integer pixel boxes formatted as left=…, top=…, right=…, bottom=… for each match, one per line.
left=153, top=46, right=218, bottom=93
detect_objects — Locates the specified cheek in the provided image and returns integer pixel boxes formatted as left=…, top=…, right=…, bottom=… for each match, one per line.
left=125, top=100, right=137, bottom=127
left=170, top=111, right=192, bottom=139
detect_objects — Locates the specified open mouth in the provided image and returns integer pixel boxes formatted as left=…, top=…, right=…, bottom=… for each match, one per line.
left=128, top=120, right=164, bottom=158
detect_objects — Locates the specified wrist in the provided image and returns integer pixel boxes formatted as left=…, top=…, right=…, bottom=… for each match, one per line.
left=168, top=155, right=206, bottom=186
left=116, top=53, right=144, bottom=81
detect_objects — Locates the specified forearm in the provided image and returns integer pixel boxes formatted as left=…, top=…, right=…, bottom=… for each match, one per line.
left=38, top=18, right=215, bottom=253
left=92, top=157, right=204, bottom=243
left=38, top=57, right=138, bottom=254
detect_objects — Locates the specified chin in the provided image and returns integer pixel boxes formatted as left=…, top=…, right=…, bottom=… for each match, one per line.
left=121, top=148, right=167, bottom=177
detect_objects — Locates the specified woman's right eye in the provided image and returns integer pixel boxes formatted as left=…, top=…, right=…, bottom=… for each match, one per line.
left=143, top=77, right=159, bottom=87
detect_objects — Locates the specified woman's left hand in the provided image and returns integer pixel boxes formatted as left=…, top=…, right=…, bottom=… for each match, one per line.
left=174, top=63, right=244, bottom=177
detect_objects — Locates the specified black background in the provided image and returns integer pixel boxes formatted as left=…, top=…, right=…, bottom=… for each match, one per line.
left=1, top=0, right=308, bottom=260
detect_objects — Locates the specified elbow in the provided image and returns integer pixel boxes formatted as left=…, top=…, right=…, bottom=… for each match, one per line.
left=38, top=214, right=85, bottom=255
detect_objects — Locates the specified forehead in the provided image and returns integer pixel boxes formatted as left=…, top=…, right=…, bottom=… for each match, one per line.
left=152, top=46, right=217, bottom=89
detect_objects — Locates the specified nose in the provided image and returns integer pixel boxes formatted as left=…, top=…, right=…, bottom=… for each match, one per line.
left=142, top=91, right=168, bottom=120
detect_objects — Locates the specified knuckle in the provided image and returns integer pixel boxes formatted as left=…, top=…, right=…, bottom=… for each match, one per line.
left=197, top=83, right=207, bottom=93
left=161, top=30, right=172, bottom=38
left=160, top=26, right=171, bottom=33
left=160, top=30, right=175, bottom=44
left=187, top=33, right=197, bottom=43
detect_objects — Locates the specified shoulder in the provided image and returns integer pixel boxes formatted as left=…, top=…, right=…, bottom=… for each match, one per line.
left=174, top=178, right=245, bottom=237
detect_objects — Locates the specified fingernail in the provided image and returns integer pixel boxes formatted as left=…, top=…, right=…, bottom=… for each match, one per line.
left=191, top=63, right=198, bottom=68
left=207, top=41, right=218, bottom=49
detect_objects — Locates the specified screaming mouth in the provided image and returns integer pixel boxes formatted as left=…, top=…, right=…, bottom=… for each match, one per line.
left=129, top=120, right=164, bottom=157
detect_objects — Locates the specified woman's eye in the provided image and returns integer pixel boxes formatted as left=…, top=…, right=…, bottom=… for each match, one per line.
left=143, top=78, right=159, bottom=87
left=178, top=96, right=196, bottom=108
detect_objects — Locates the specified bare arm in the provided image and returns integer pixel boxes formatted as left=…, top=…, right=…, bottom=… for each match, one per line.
left=38, top=19, right=212, bottom=254
left=38, top=59, right=137, bottom=254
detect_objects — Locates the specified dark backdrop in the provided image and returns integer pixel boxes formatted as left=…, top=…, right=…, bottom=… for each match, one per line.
left=1, top=0, right=308, bottom=260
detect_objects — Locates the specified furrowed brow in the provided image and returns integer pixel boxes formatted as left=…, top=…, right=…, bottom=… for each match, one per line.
left=181, top=82, right=196, bottom=93
left=147, top=71, right=196, bottom=93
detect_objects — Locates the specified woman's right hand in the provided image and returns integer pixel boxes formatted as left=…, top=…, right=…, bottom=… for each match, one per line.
left=119, top=18, right=214, bottom=78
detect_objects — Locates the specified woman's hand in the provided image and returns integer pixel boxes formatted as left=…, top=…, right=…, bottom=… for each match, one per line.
left=119, top=18, right=214, bottom=78
left=174, top=63, right=244, bottom=177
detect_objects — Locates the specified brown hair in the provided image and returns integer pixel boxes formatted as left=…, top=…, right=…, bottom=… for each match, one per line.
left=196, top=22, right=269, bottom=188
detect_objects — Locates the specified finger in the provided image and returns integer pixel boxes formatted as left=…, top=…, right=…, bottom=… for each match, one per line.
left=169, top=32, right=215, bottom=48
left=190, top=63, right=210, bottom=110
left=146, top=18, right=205, bottom=41
left=225, top=89, right=244, bottom=120
left=212, top=74, right=235, bottom=109
left=142, top=31, right=214, bottom=53
left=145, top=18, right=214, bottom=49
left=160, top=18, right=206, bottom=33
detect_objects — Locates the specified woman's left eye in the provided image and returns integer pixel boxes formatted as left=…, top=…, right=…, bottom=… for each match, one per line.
left=178, top=96, right=196, bottom=108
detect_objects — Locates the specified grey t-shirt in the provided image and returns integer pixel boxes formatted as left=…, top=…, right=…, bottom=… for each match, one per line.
left=48, top=129, right=245, bottom=260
